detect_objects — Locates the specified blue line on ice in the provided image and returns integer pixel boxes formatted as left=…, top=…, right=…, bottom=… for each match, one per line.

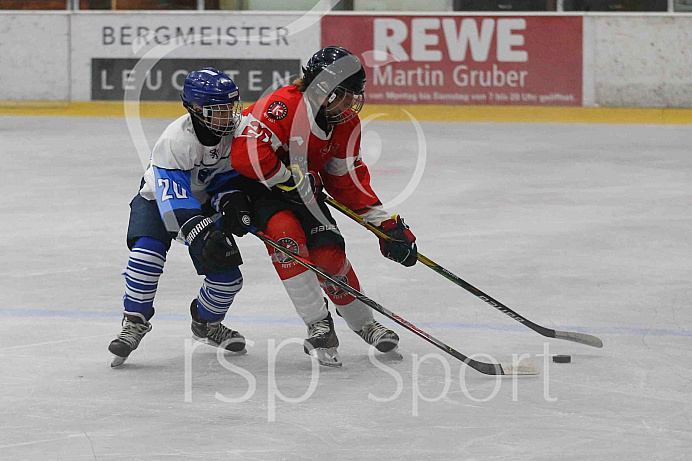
left=1, top=308, right=690, bottom=338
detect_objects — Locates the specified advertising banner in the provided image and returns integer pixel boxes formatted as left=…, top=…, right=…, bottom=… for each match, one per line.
left=321, top=15, right=582, bottom=106
left=91, top=58, right=298, bottom=101
left=71, top=13, right=322, bottom=102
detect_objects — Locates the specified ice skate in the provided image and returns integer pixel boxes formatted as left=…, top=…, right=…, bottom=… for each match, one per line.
left=108, top=314, right=153, bottom=367
left=303, top=311, right=341, bottom=367
left=357, top=320, right=402, bottom=360
left=190, top=300, right=246, bottom=354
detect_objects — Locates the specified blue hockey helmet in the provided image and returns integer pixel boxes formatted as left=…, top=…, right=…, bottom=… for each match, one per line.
left=181, top=68, right=242, bottom=137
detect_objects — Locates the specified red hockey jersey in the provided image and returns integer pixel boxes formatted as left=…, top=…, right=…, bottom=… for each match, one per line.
left=232, top=85, right=387, bottom=220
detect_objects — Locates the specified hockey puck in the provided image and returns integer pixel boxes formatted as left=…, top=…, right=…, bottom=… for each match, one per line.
left=553, top=355, right=571, bottom=363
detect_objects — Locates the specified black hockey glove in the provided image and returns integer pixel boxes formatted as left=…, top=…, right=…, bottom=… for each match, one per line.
left=379, top=215, right=417, bottom=267
left=181, top=216, right=240, bottom=273
left=275, top=164, right=320, bottom=206
left=217, top=190, right=253, bottom=237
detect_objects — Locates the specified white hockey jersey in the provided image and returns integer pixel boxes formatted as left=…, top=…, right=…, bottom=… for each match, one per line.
left=139, top=114, right=238, bottom=207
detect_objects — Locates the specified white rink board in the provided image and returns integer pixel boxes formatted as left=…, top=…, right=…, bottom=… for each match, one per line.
left=0, top=13, right=69, bottom=101
left=3, top=12, right=692, bottom=107
left=594, top=15, right=692, bottom=108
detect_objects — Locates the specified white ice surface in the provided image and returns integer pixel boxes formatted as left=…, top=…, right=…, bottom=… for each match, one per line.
left=1, top=116, right=691, bottom=460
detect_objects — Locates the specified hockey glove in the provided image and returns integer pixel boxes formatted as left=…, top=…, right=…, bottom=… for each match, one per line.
left=379, top=215, right=417, bottom=267
left=217, top=190, right=253, bottom=237
left=181, top=216, right=240, bottom=273
left=275, top=164, right=320, bottom=206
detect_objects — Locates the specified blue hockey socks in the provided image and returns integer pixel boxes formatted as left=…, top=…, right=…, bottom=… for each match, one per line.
left=123, top=237, right=167, bottom=321
left=196, top=268, right=243, bottom=322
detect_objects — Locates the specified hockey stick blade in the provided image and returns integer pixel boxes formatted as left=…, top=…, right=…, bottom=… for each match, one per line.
left=248, top=226, right=539, bottom=376
left=553, top=330, right=603, bottom=348
left=324, top=197, right=604, bottom=349
left=499, top=361, right=540, bottom=375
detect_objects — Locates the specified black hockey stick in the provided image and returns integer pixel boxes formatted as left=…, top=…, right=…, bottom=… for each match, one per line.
left=248, top=225, right=539, bottom=376
left=324, top=197, right=603, bottom=349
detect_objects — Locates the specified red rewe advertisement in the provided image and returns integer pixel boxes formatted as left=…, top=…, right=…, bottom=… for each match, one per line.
left=321, top=15, right=582, bottom=106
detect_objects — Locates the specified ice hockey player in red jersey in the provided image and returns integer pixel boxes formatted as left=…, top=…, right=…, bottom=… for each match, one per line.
left=229, top=46, right=418, bottom=367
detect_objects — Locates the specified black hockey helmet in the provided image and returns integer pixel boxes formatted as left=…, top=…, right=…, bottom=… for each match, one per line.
left=302, top=46, right=366, bottom=124
left=302, top=46, right=366, bottom=95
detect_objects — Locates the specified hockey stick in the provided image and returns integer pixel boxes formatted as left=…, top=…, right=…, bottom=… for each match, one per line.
left=324, top=197, right=603, bottom=349
left=247, top=225, right=539, bottom=376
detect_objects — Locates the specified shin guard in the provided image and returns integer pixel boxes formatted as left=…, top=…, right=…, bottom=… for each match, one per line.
left=265, top=211, right=327, bottom=324
left=196, top=267, right=243, bottom=322
left=310, top=244, right=374, bottom=331
left=265, top=210, right=310, bottom=280
left=123, top=237, right=167, bottom=322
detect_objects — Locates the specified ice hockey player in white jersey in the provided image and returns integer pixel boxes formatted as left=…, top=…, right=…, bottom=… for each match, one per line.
left=108, top=68, right=253, bottom=367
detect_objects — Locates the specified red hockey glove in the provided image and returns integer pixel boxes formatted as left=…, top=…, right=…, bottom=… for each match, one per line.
left=379, top=215, right=417, bottom=267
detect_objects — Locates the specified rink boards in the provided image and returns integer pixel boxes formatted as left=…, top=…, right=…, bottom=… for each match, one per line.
left=2, top=12, right=692, bottom=111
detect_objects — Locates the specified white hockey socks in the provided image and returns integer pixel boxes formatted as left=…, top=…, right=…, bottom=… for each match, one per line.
left=335, top=298, right=374, bottom=332
left=282, top=270, right=329, bottom=325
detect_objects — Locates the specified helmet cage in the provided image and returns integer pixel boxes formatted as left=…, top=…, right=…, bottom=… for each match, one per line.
left=188, top=99, right=243, bottom=137
left=325, top=86, right=364, bottom=125
left=181, top=67, right=242, bottom=137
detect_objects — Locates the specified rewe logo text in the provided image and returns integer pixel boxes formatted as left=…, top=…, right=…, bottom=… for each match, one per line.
left=373, top=18, right=528, bottom=63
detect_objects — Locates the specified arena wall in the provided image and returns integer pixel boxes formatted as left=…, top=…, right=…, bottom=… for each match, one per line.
left=0, top=13, right=70, bottom=101
left=589, top=15, right=692, bottom=109
left=1, top=11, right=691, bottom=122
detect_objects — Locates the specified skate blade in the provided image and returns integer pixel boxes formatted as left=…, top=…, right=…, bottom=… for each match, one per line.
left=383, top=346, right=403, bottom=361
left=192, top=336, right=247, bottom=355
left=110, top=354, right=128, bottom=368
left=308, top=347, right=342, bottom=368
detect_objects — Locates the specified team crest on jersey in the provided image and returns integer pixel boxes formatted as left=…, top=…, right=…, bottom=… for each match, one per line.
left=267, top=101, right=288, bottom=121
left=275, top=237, right=299, bottom=264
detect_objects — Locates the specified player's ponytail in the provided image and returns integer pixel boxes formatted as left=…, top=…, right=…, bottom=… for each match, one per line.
left=292, top=78, right=308, bottom=92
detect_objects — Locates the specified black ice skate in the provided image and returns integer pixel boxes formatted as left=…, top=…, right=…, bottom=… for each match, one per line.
left=108, top=314, right=153, bottom=367
left=190, top=300, right=246, bottom=354
left=303, top=310, right=341, bottom=367
left=356, top=320, right=402, bottom=359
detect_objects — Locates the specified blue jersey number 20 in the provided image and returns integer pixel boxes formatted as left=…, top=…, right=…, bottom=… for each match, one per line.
left=157, top=178, right=189, bottom=202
